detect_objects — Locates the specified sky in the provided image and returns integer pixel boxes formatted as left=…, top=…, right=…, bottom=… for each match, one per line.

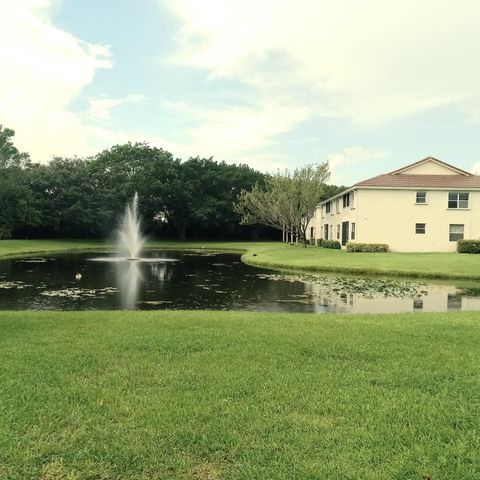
left=1, top=0, right=480, bottom=185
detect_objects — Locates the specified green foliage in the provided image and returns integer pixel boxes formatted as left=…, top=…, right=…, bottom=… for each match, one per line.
left=0, top=127, right=36, bottom=238
left=316, top=238, right=324, bottom=246
left=25, top=158, right=117, bottom=237
left=236, top=163, right=330, bottom=244
left=91, top=144, right=265, bottom=239
left=457, top=240, right=480, bottom=253
left=321, top=239, right=341, bottom=249
left=0, top=125, right=30, bottom=168
left=346, top=242, right=389, bottom=253
left=0, top=125, right=342, bottom=240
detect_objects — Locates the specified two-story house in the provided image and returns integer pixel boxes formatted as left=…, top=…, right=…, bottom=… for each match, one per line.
left=307, top=157, right=480, bottom=252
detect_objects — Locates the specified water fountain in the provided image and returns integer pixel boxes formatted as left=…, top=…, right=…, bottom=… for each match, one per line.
left=91, top=193, right=178, bottom=263
left=117, top=193, right=145, bottom=261
left=87, top=193, right=179, bottom=309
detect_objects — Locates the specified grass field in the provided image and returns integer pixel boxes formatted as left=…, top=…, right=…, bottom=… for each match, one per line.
left=1, top=310, right=479, bottom=479
left=3, top=239, right=480, bottom=280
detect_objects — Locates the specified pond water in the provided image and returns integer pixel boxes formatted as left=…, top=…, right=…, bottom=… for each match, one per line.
left=1, top=250, right=480, bottom=313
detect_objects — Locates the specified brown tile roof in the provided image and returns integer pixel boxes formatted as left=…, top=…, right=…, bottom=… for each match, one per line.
left=355, top=174, right=480, bottom=188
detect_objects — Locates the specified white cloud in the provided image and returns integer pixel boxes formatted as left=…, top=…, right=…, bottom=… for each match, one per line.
left=327, top=146, right=390, bottom=185
left=164, top=0, right=480, bottom=125
left=86, top=95, right=146, bottom=121
left=471, top=162, right=480, bottom=176
left=0, top=0, right=112, bottom=161
left=161, top=101, right=308, bottom=168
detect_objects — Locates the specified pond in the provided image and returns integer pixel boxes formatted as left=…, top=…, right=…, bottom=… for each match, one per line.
left=1, top=250, right=480, bottom=313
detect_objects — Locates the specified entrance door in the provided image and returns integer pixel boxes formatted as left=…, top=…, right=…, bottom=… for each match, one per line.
left=341, top=222, right=349, bottom=246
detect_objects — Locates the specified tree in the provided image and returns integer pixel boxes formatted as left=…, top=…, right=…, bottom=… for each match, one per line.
left=0, top=125, right=30, bottom=168
left=235, top=163, right=330, bottom=245
left=25, top=157, right=118, bottom=237
left=0, top=126, right=36, bottom=238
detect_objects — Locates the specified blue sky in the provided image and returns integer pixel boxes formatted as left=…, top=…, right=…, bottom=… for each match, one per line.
left=1, top=0, right=480, bottom=185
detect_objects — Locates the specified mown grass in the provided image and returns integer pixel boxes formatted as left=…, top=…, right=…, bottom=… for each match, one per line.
left=242, top=243, right=480, bottom=280
left=1, top=310, right=480, bottom=479
left=0, top=239, right=263, bottom=260
left=2, top=239, right=480, bottom=280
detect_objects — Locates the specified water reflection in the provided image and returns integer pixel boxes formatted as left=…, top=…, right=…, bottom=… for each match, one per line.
left=2, top=251, right=480, bottom=313
left=115, top=260, right=143, bottom=310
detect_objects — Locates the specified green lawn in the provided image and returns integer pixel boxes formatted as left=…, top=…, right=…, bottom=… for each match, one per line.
left=0, top=239, right=258, bottom=259
left=242, top=243, right=480, bottom=280
left=0, top=310, right=479, bottom=479
left=2, top=239, right=480, bottom=280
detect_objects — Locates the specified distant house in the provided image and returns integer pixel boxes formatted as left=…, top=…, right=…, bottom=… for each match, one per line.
left=307, top=157, right=480, bottom=252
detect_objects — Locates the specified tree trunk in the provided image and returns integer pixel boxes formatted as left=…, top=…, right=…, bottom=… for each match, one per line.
left=177, top=223, right=187, bottom=240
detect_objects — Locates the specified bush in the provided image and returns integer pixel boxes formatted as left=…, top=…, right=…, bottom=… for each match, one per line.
left=309, top=238, right=316, bottom=246
left=457, top=239, right=480, bottom=253
left=322, top=239, right=341, bottom=249
left=316, top=238, right=324, bottom=247
left=346, top=242, right=389, bottom=253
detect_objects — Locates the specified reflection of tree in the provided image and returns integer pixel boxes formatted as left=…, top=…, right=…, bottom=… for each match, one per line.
left=149, top=263, right=173, bottom=282
left=115, top=261, right=143, bottom=310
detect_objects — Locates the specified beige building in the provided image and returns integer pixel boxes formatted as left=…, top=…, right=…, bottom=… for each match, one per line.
left=308, top=157, right=480, bottom=252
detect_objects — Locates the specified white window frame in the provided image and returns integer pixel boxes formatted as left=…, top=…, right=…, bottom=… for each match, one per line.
left=448, top=192, right=469, bottom=209
left=415, top=223, right=426, bottom=234
left=449, top=224, right=464, bottom=241
left=416, top=191, right=427, bottom=204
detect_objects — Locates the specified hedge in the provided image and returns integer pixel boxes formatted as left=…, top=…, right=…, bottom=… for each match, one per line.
left=321, top=239, right=341, bottom=249
left=457, top=239, right=480, bottom=254
left=346, top=242, right=389, bottom=253
left=316, top=239, right=323, bottom=246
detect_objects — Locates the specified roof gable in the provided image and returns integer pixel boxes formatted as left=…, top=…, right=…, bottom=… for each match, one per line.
left=389, top=157, right=473, bottom=176
left=352, top=157, right=480, bottom=190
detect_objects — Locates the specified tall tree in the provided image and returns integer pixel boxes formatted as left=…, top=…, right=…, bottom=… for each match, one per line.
left=26, top=158, right=117, bottom=237
left=0, top=126, right=36, bottom=238
left=235, top=163, right=330, bottom=245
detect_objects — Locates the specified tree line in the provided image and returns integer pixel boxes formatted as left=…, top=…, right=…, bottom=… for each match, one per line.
left=0, top=125, right=344, bottom=241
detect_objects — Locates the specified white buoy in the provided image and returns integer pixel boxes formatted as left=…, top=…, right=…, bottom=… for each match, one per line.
left=75, top=273, right=82, bottom=281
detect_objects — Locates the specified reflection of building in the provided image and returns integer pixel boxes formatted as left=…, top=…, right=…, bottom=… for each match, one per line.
left=308, top=157, right=480, bottom=252
left=304, top=281, right=480, bottom=314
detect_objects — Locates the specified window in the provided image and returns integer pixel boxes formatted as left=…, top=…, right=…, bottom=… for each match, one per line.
left=448, top=192, right=469, bottom=209
left=449, top=224, right=464, bottom=241
left=415, top=223, right=426, bottom=234
left=325, top=202, right=331, bottom=214
left=351, top=222, right=356, bottom=240
left=416, top=191, right=427, bottom=204
left=343, top=193, right=350, bottom=208
left=350, top=192, right=354, bottom=207
left=336, top=225, right=340, bottom=240
left=310, top=226, right=315, bottom=239
left=336, top=199, right=340, bottom=213
left=324, top=224, right=329, bottom=240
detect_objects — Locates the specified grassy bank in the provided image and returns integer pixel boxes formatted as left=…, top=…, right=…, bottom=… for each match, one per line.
left=0, top=239, right=259, bottom=260
left=242, top=243, right=480, bottom=280
left=1, top=310, right=479, bottom=479
left=2, top=239, right=480, bottom=280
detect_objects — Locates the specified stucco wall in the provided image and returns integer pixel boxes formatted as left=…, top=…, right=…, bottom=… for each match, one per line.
left=353, top=189, right=479, bottom=252
left=309, top=187, right=480, bottom=252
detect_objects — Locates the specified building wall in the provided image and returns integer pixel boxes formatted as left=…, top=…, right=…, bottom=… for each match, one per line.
left=309, top=188, right=480, bottom=252
left=307, top=190, right=358, bottom=244
left=355, top=188, right=480, bottom=252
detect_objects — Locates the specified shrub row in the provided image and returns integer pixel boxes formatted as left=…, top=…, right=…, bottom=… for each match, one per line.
left=457, top=239, right=480, bottom=254
left=346, top=242, right=389, bottom=253
left=317, top=239, right=341, bottom=249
